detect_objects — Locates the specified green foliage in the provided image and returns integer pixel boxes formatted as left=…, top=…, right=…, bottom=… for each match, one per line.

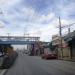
left=48, top=42, right=55, bottom=51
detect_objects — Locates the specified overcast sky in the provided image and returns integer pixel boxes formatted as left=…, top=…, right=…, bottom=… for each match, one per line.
left=0, top=0, right=75, bottom=42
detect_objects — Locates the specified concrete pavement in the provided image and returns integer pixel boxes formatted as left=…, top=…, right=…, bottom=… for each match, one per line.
left=5, top=53, right=75, bottom=75
left=0, top=70, right=2, bottom=73
left=0, top=69, right=7, bottom=75
left=0, top=57, right=6, bottom=75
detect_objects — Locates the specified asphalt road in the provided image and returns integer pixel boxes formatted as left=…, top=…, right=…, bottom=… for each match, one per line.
left=5, top=53, right=75, bottom=75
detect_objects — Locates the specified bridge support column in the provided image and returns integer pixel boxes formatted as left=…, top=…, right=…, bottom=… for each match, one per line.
left=28, top=44, right=35, bottom=56
left=31, top=44, right=35, bottom=55
left=26, top=44, right=34, bottom=55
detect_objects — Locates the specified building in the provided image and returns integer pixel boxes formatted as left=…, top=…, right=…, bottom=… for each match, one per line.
left=52, top=35, right=71, bottom=59
left=64, top=31, right=75, bottom=60
left=32, top=41, right=49, bottom=56
left=33, top=41, right=44, bottom=56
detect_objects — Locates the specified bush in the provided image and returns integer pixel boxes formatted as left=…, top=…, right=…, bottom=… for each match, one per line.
left=2, top=51, right=18, bottom=69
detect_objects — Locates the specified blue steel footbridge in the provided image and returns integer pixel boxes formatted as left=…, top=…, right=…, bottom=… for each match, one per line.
left=0, top=36, right=40, bottom=45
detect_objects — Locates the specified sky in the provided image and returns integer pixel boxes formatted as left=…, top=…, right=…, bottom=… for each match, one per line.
left=0, top=0, right=75, bottom=42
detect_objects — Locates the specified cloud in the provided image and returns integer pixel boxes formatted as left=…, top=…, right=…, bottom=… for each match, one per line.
left=0, top=0, right=20, bottom=8
left=53, top=0, right=75, bottom=19
left=22, top=0, right=54, bottom=13
left=0, top=0, right=75, bottom=41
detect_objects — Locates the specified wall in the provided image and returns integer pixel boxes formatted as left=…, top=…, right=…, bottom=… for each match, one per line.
left=52, top=35, right=71, bottom=59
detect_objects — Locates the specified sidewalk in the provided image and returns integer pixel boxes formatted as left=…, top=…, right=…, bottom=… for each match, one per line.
left=58, top=57, right=75, bottom=62
left=62, top=58, right=75, bottom=62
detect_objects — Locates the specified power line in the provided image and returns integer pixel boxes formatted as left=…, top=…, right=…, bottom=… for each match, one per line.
left=57, top=17, right=75, bottom=59
left=57, top=22, right=75, bottom=34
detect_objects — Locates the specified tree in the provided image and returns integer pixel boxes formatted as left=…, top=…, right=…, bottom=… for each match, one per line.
left=48, top=42, right=55, bottom=51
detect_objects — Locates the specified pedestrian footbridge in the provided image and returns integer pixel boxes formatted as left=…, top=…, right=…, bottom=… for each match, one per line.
left=0, top=36, right=40, bottom=45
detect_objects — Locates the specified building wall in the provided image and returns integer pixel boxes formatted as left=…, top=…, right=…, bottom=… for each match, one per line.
left=72, top=41, right=75, bottom=58
left=72, top=48, right=75, bottom=59
left=63, top=47, right=70, bottom=58
left=52, top=35, right=71, bottom=59
left=57, top=47, right=71, bottom=59
left=68, top=38, right=75, bottom=59
left=44, top=48, right=50, bottom=54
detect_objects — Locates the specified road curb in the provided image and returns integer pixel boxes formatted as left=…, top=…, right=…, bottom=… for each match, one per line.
left=58, top=59, right=75, bottom=62
left=0, top=69, right=7, bottom=75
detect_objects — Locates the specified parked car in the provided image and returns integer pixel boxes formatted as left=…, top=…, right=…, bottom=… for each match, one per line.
left=41, top=52, right=57, bottom=59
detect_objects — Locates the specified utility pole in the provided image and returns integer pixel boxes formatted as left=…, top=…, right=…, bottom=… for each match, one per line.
left=59, top=17, right=62, bottom=37
left=57, top=16, right=75, bottom=59
left=59, top=17, right=63, bottom=59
